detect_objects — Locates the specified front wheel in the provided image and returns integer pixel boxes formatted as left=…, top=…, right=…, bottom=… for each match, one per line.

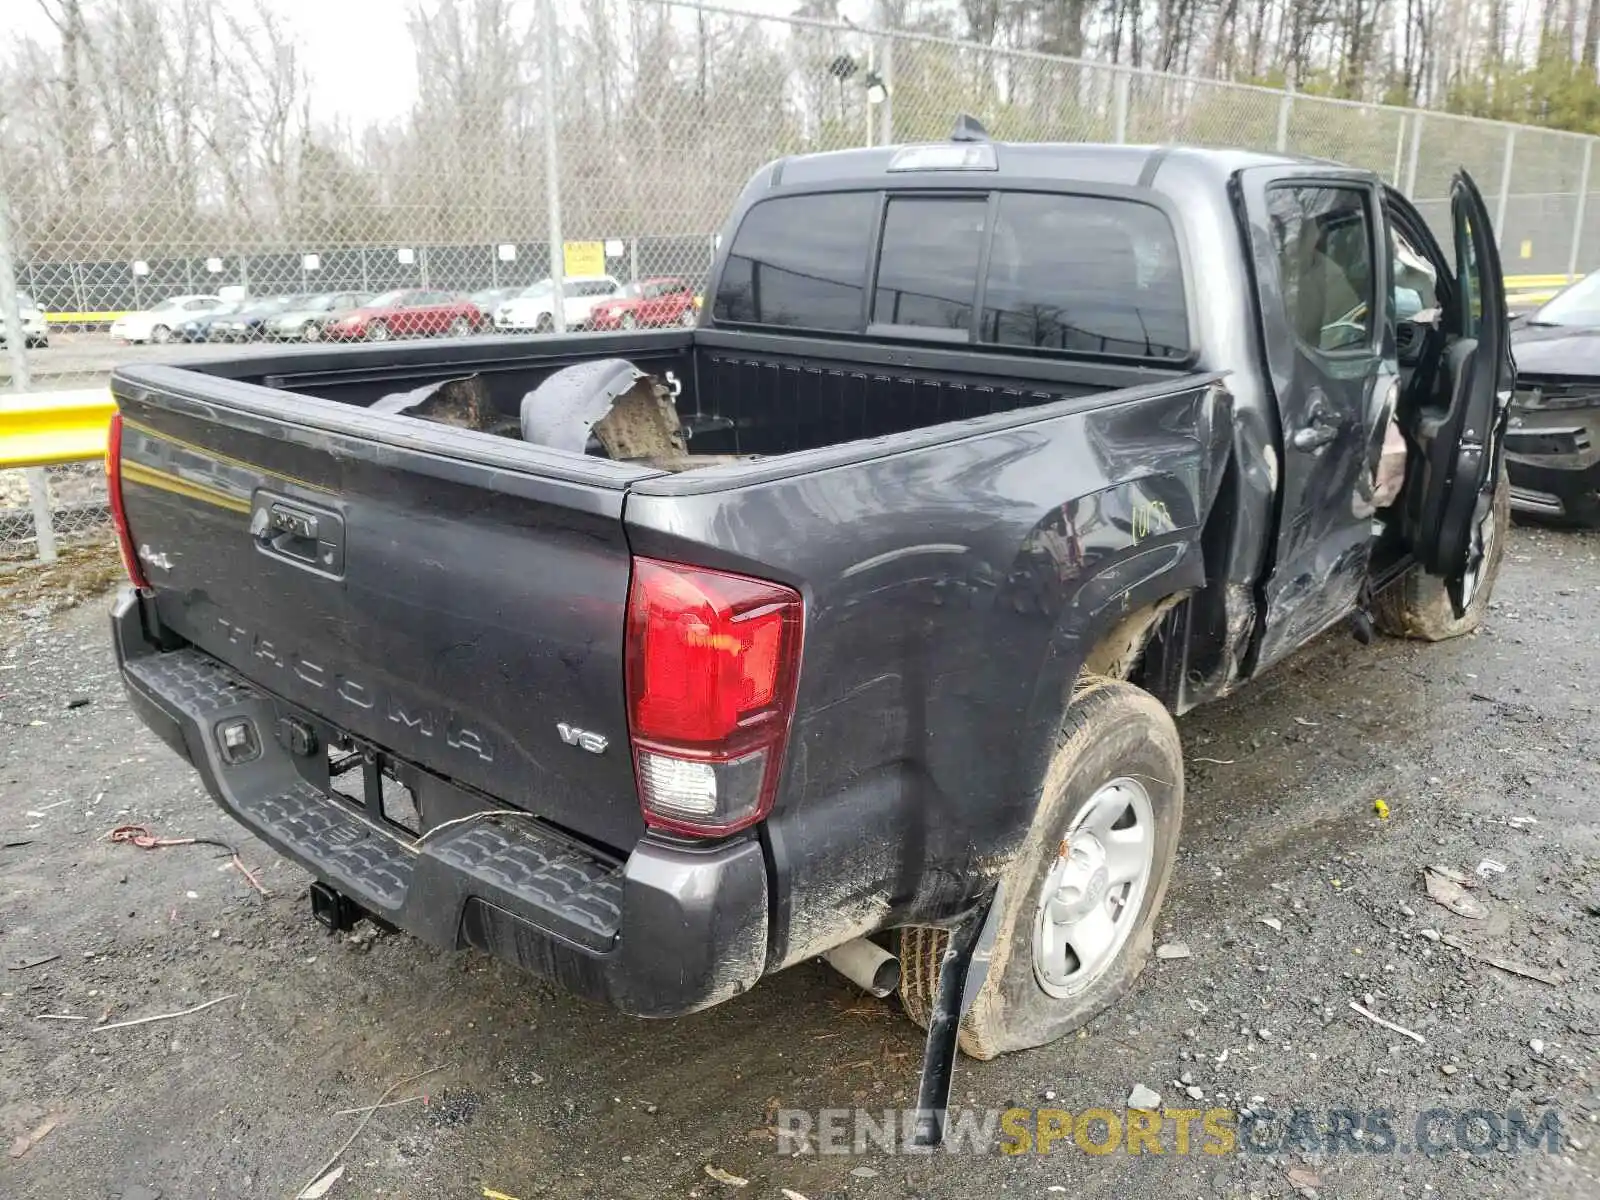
left=448, top=316, right=471, bottom=337
left=899, top=680, right=1184, bottom=1060
left=150, top=324, right=171, bottom=344
left=535, top=313, right=555, bottom=333
left=365, top=320, right=390, bottom=342
left=1373, top=469, right=1509, bottom=641
left=302, top=322, right=322, bottom=342
left=620, top=313, right=637, bottom=330
left=679, top=308, right=699, bottom=328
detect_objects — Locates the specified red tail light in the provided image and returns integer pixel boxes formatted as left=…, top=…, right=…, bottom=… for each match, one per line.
left=105, top=412, right=150, bottom=591
left=625, top=557, right=803, bottom=836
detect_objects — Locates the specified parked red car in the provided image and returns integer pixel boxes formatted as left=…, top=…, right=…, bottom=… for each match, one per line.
left=588, top=277, right=700, bottom=330
left=322, top=289, right=483, bottom=342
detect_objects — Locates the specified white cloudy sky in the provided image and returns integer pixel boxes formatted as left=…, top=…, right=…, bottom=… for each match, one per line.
left=16, top=0, right=869, bottom=127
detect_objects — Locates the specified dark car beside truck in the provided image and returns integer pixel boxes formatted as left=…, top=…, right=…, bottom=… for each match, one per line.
left=105, top=131, right=1511, bottom=1139
left=1506, top=273, right=1600, bottom=524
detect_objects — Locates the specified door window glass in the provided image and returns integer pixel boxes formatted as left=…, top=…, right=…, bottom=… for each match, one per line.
left=1456, top=214, right=1481, bottom=337
left=1267, top=186, right=1376, bottom=353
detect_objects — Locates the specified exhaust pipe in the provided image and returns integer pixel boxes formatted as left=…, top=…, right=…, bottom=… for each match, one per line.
left=824, top=937, right=901, bottom=998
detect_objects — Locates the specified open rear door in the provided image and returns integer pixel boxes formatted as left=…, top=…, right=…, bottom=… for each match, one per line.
left=1399, top=170, right=1513, bottom=615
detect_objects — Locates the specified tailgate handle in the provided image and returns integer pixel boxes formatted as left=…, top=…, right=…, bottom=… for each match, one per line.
left=250, top=493, right=346, bottom=578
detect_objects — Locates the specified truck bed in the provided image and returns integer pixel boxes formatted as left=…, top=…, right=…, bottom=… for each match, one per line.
left=111, top=326, right=1229, bottom=981
left=176, top=327, right=1184, bottom=461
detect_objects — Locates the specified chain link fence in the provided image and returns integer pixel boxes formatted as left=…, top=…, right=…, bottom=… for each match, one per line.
left=3, top=0, right=1598, bottom=556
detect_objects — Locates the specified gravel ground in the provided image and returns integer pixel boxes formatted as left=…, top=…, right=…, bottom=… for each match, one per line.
left=1, top=529, right=1597, bottom=1200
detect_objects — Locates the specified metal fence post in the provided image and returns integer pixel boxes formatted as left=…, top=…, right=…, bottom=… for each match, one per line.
left=1275, top=90, right=1292, bottom=153
left=541, top=0, right=567, bottom=332
left=1495, top=128, right=1516, bottom=247
left=879, top=32, right=894, bottom=145
left=0, top=192, right=58, bottom=563
left=1403, top=112, right=1422, bottom=196
left=1569, top=139, right=1593, bottom=281
left=1112, top=70, right=1130, bottom=144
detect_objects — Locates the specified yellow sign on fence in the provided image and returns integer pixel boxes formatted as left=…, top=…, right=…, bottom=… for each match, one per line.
left=562, top=240, right=605, bottom=276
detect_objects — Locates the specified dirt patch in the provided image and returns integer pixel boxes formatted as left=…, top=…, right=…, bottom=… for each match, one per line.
left=0, top=539, right=123, bottom=621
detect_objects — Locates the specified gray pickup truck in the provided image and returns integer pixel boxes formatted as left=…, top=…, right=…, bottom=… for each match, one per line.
left=108, top=126, right=1511, bottom=1140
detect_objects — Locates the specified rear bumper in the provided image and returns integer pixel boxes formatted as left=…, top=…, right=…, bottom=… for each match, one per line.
left=1505, top=404, right=1600, bottom=522
left=112, top=590, right=769, bottom=1017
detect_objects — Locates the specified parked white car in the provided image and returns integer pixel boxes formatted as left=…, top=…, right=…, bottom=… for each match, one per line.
left=0, top=291, right=49, bottom=348
left=494, top=276, right=622, bottom=332
left=111, top=295, right=225, bottom=344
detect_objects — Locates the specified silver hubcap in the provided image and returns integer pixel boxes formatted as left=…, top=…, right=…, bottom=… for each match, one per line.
left=1032, top=777, right=1156, bottom=999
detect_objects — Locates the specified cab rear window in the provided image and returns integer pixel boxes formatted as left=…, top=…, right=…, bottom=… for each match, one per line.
left=713, top=189, right=1189, bottom=360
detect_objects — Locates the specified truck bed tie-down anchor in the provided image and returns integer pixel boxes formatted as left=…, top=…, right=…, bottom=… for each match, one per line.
left=908, top=883, right=1004, bottom=1148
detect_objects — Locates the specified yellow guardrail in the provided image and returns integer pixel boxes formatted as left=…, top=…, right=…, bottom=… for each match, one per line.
left=45, top=311, right=128, bottom=325
left=0, top=389, right=116, bottom=469
left=1505, top=273, right=1582, bottom=305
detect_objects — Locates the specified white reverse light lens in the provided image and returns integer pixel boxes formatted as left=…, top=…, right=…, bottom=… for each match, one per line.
left=636, top=752, right=718, bottom=817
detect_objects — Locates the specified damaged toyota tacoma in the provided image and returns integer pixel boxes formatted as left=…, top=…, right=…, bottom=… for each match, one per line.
left=108, top=127, right=1512, bottom=1141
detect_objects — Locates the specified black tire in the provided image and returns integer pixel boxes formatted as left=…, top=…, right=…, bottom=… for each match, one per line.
left=898, top=680, right=1184, bottom=1060
left=679, top=308, right=698, bottom=327
left=448, top=316, right=471, bottom=337
left=1373, top=469, right=1509, bottom=642
left=536, top=312, right=555, bottom=333
left=302, top=322, right=322, bottom=342
left=151, top=324, right=171, bottom=344
left=365, top=320, right=389, bottom=342
left=621, top=313, right=637, bottom=330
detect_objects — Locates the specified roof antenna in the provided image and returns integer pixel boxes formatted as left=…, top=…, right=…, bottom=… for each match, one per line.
left=950, top=114, right=990, bottom=143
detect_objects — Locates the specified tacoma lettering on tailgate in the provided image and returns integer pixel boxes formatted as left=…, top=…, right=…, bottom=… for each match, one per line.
left=215, top=617, right=495, bottom=764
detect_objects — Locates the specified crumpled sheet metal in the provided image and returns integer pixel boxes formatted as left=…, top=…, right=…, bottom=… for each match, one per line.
left=519, top=358, right=687, bottom=464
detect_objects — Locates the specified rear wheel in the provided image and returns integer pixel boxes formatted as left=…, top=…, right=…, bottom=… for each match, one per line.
left=365, top=320, right=390, bottom=342
left=151, top=324, right=171, bottom=344
left=679, top=308, right=698, bottom=327
left=898, top=681, right=1184, bottom=1059
left=621, top=313, right=637, bottom=330
left=1374, top=469, right=1509, bottom=641
left=448, top=316, right=471, bottom=337
left=302, top=322, right=321, bottom=342
left=536, top=313, right=555, bottom=333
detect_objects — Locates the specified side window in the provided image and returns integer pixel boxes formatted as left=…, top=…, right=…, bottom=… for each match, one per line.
left=1267, top=186, right=1376, bottom=353
left=871, top=196, right=987, bottom=332
left=1456, top=213, right=1481, bottom=337
left=981, top=193, right=1188, bottom=359
left=713, top=192, right=877, bottom=331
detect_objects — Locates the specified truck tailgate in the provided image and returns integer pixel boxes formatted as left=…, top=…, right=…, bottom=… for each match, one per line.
left=113, top=368, right=650, bottom=852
